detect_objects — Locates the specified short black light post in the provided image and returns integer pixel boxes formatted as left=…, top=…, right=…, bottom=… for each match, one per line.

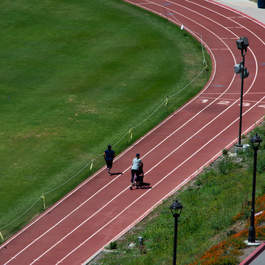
left=234, top=37, right=249, bottom=147
left=248, top=133, right=262, bottom=243
left=170, top=200, right=183, bottom=265
left=138, top=236, right=144, bottom=254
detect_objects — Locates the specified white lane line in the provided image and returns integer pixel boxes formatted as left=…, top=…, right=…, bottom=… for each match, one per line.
left=222, top=37, right=238, bottom=40
left=58, top=92, right=265, bottom=264
left=226, top=26, right=243, bottom=29
left=227, top=16, right=244, bottom=19
left=211, top=48, right=229, bottom=50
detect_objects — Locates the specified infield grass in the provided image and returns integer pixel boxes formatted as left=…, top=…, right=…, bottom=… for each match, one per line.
left=0, top=0, right=210, bottom=239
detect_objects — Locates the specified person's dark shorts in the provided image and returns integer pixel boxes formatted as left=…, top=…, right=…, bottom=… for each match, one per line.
left=131, top=169, right=139, bottom=183
left=106, top=160, right=113, bottom=169
left=136, top=174, right=143, bottom=183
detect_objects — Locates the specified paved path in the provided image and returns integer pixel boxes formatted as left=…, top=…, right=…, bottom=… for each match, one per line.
left=216, top=0, right=265, bottom=24
left=0, top=1, right=264, bottom=264
left=240, top=243, right=265, bottom=264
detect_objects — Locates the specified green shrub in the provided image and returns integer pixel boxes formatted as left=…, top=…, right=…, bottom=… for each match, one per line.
left=222, top=149, right=228, bottom=156
left=109, top=241, right=118, bottom=250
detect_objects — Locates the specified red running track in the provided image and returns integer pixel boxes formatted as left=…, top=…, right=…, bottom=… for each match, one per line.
left=1, top=0, right=265, bottom=264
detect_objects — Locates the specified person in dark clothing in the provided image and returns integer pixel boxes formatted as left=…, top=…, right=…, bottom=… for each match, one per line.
left=104, top=145, right=115, bottom=175
left=136, top=162, right=144, bottom=188
left=136, top=162, right=150, bottom=189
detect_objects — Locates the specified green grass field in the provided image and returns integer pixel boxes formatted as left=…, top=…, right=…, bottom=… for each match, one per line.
left=0, top=0, right=210, bottom=239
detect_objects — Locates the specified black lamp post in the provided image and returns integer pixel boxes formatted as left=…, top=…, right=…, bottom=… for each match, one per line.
left=248, top=133, right=262, bottom=243
left=234, top=37, right=249, bottom=147
left=170, top=200, right=183, bottom=265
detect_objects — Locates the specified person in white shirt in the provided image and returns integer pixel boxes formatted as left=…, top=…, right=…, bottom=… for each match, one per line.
left=130, top=153, right=142, bottom=190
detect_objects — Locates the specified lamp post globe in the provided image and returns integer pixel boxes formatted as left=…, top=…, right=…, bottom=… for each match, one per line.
left=236, top=37, right=249, bottom=54
left=170, top=200, right=183, bottom=217
left=251, top=133, right=262, bottom=149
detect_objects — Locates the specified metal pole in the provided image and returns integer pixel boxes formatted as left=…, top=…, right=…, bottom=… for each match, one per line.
left=173, top=214, right=178, bottom=265
left=248, top=146, right=258, bottom=242
left=237, top=53, right=245, bottom=147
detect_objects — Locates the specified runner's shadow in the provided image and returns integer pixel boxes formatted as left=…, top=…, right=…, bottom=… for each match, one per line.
left=140, top=186, right=152, bottom=189
left=110, top=172, right=123, bottom=176
left=139, top=183, right=152, bottom=189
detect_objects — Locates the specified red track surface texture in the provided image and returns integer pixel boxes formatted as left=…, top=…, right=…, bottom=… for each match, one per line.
left=1, top=1, right=265, bottom=264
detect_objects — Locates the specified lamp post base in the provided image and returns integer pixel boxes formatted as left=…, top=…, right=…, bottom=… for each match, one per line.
left=244, top=240, right=262, bottom=246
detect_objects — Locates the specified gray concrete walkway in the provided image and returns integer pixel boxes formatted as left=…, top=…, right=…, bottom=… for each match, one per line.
left=215, top=0, right=265, bottom=24
left=250, top=253, right=265, bottom=265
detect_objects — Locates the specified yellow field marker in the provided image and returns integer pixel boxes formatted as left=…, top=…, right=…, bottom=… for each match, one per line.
left=129, top=128, right=133, bottom=140
left=40, top=194, right=46, bottom=210
left=0, top=231, right=4, bottom=242
left=164, top=96, right=169, bottom=107
left=90, top=159, right=94, bottom=171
